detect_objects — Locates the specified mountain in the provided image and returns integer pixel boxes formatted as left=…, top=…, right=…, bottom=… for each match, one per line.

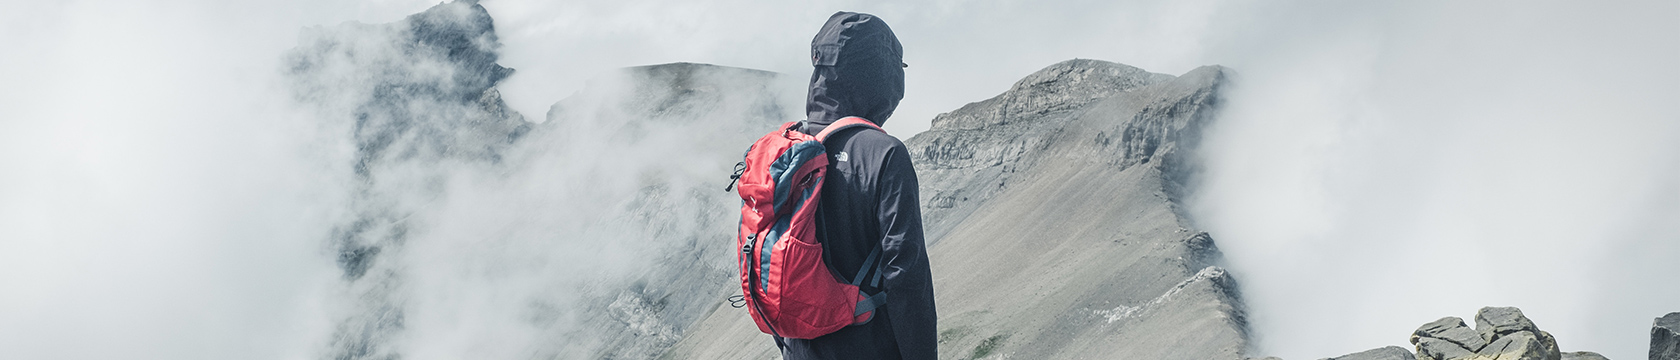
left=663, top=60, right=1247, bottom=359
left=284, top=2, right=529, bottom=358
left=283, top=2, right=1249, bottom=357
left=282, top=0, right=1254, bottom=357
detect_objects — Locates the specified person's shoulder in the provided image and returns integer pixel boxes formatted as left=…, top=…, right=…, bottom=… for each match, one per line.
left=849, top=127, right=907, bottom=152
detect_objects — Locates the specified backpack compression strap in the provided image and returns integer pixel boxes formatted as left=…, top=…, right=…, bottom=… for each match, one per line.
left=850, top=246, right=889, bottom=317
left=814, top=116, right=884, bottom=142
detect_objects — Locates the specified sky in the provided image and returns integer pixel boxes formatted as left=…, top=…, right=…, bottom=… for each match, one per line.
left=0, top=0, right=1675, bottom=359
left=1187, top=2, right=1679, bottom=358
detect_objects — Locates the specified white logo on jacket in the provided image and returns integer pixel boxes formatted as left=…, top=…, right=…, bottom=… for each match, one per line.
left=835, top=152, right=849, bottom=162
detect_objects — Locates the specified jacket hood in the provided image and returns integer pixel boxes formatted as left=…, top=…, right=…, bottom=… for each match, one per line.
left=805, top=12, right=905, bottom=127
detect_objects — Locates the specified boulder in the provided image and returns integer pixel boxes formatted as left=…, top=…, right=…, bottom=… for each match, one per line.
left=1415, top=337, right=1478, bottom=360
left=1558, top=351, right=1608, bottom=360
left=1476, top=331, right=1551, bottom=360
left=1655, top=312, right=1680, bottom=360
left=1410, top=307, right=1561, bottom=360
left=1414, top=317, right=1490, bottom=353
left=1320, top=346, right=1417, bottom=360
left=1411, top=317, right=1484, bottom=360
left=1476, top=307, right=1540, bottom=344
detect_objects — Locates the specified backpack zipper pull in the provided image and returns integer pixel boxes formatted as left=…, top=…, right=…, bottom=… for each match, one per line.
left=724, top=161, right=746, bottom=192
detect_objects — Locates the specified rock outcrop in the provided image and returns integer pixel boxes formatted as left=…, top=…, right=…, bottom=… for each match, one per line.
left=1410, top=307, right=1562, bottom=360
left=1320, top=346, right=1417, bottom=360
left=1656, top=312, right=1680, bottom=360
left=908, top=61, right=1241, bottom=360
left=1559, top=351, right=1609, bottom=360
left=1278, top=307, right=1643, bottom=360
left=663, top=60, right=1245, bottom=359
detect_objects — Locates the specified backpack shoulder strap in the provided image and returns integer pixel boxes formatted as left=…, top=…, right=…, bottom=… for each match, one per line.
left=814, top=116, right=884, bottom=142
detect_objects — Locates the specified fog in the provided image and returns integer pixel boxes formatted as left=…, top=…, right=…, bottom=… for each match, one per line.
left=1, top=0, right=1674, bottom=359
left=1189, top=2, right=1678, bottom=359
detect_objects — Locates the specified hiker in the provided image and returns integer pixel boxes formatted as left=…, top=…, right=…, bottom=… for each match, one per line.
left=780, top=11, right=937, bottom=360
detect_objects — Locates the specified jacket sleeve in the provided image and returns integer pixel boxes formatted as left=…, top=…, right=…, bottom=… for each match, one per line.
left=876, top=143, right=937, bottom=359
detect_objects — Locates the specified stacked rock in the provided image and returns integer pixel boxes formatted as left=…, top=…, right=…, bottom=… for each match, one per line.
left=1410, top=307, right=1560, bottom=360
left=1318, top=346, right=1416, bottom=360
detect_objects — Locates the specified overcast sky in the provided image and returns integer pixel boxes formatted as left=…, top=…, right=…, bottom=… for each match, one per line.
left=1, top=0, right=1675, bottom=359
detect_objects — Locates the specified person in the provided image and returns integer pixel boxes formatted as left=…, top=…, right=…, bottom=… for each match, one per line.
left=779, top=11, right=937, bottom=360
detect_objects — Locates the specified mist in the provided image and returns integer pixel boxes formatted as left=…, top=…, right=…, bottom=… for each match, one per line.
left=1188, top=2, right=1680, bottom=359
left=1, top=0, right=1675, bottom=359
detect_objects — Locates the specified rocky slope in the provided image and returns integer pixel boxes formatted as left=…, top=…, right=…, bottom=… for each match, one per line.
left=1320, top=346, right=1418, bottom=360
left=663, top=60, right=1247, bottom=359
left=1655, top=312, right=1680, bottom=360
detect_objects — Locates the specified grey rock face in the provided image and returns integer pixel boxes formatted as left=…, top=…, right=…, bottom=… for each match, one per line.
left=1479, top=331, right=1553, bottom=360
left=1415, top=337, right=1479, bottom=360
left=1655, top=312, right=1680, bottom=360
left=1477, top=307, right=1541, bottom=344
left=1559, top=351, right=1609, bottom=360
left=929, top=59, right=1174, bottom=131
left=909, top=60, right=1205, bottom=245
left=1321, top=346, right=1418, bottom=360
left=901, top=61, right=1242, bottom=360
left=1410, top=307, right=1564, bottom=360
left=1414, top=317, right=1490, bottom=355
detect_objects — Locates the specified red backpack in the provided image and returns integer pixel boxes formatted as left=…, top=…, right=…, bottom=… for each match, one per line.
left=724, top=117, right=888, bottom=339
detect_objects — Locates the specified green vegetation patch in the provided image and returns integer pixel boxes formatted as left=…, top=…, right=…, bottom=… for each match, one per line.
left=969, top=334, right=1009, bottom=359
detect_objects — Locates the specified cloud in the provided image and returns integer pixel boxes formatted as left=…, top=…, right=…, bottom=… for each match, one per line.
left=0, top=1, right=347, bottom=358
left=1189, top=1, right=1680, bottom=358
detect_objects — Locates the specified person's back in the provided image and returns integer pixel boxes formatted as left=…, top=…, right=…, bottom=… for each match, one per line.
left=776, top=11, right=937, bottom=360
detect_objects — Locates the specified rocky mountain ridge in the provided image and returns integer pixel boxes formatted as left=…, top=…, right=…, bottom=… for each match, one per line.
left=663, top=59, right=1247, bottom=359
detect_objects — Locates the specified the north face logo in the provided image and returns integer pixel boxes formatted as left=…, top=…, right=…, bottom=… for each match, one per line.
left=835, top=152, right=849, bottom=162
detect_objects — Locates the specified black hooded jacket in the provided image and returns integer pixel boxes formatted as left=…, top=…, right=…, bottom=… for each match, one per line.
left=777, top=12, right=937, bottom=360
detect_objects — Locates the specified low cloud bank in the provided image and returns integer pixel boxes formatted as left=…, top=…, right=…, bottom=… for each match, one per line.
left=1190, top=2, right=1680, bottom=359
